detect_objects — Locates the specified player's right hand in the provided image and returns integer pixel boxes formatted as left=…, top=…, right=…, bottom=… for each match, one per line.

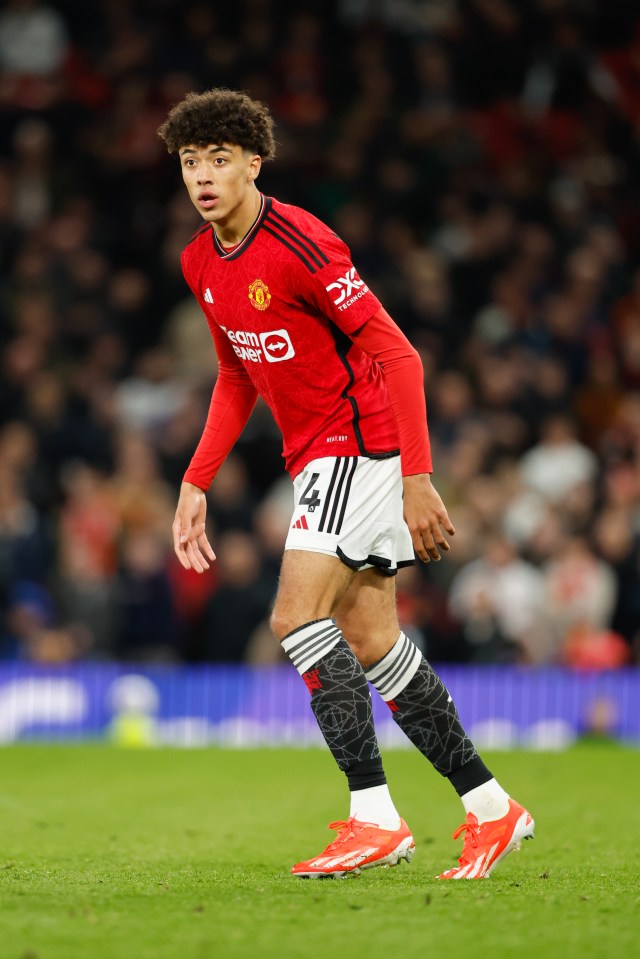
left=172, top=481, right=216, bottom=573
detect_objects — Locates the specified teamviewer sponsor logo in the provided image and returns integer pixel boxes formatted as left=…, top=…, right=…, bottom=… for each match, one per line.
left=222, top=325, right=295, bottom=363
left=325, top=267, right=368, bottom=311
left=259, top=329, right=295, bottom=362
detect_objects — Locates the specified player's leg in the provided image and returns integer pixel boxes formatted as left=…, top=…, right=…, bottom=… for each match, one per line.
left=271, top=549, right=414, bottom=878
left=335, top=568, right=488, bottom=781
left=335, top=569, right=535, bottom=879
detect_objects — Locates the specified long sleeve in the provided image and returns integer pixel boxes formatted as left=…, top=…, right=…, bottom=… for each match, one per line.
left=183, top=323, right=258, bottom=491
left=351, top=307, right=432, bottom=475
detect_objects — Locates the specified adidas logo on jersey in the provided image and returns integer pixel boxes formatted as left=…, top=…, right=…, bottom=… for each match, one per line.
left=203, top=288, right=214, bottom=303
left=291, top=515, right=309, bottom=530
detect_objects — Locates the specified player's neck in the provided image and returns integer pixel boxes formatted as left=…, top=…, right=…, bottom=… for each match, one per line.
left=213, top=187, right=262, bottom=249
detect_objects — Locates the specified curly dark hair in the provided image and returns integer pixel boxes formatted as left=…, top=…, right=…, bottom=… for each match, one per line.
left=157, top=88, right=276, bottom=158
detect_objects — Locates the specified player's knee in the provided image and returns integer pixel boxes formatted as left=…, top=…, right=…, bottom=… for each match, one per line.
left=334, top=615, right=367, bottom=659
left=347, top=638, right=370, bottom=666
left=272, top=603, right=340, bottom=644
left=335, top=612, right=398, bottom=669
left=270, top=605, right=300, bottom=643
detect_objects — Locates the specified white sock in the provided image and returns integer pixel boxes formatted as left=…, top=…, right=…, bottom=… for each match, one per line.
left=461, top=778, right=510, bottom=824
left=349, top=784, right=401, bottom=830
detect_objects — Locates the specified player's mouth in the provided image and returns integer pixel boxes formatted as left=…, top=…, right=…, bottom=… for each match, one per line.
left=198, top=192, right=219, bottom=210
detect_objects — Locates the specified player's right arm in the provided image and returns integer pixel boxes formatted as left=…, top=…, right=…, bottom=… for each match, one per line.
left=173, top=322, right=258, bottom=573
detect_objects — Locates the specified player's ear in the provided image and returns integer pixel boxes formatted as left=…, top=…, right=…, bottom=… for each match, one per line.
left=247, top=153, right=262, bottom=182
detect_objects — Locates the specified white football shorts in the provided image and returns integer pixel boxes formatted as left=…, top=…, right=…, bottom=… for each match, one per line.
left=285, top=455, right=415, bottom=575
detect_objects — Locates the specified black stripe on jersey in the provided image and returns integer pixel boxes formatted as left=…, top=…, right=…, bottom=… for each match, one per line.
left=262, top=223, right=318, bottom=273
left=268, top=209, right=331, bottom=265
left=264, top=216, right=324, bottom=270
left=265, top=212, right=329, bottom=270
left=332, top=324, right=364, bottom=452
left=325, top=457, right=352, bottom=535
left=330, top=323, right=400, bottom=461
left=318, top=459, right=341, bottom=532
left=334, top=457, right=358, bottom=535
left=183, top=222, right=212, bottom=249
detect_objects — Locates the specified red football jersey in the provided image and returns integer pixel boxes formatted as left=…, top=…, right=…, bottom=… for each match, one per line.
left=181, top=195, right=400, bottom=478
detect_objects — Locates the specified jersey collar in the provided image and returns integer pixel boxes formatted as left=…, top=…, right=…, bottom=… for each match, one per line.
left=211, top=194, right=272, bottom=260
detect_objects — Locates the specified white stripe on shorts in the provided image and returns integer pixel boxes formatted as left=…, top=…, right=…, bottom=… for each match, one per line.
left=286, top=455, right=415, bottom=575
left=317, top=457, right=358, bottom=535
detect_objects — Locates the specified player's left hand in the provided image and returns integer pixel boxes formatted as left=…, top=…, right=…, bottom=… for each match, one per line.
left=402, top=473, right=455, bottom=563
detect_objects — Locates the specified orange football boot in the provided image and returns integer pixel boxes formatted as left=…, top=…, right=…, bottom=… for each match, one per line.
left=292, top=817, right=415, bottom=878
left=438, top=799, right=535, bottom=879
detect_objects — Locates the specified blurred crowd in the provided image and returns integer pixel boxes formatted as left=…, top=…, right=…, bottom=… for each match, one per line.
left=1, top=0, right=640, bottom=668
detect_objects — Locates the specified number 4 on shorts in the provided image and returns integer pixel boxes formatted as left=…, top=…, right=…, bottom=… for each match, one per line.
left=300, top=472, right=321, bottom=512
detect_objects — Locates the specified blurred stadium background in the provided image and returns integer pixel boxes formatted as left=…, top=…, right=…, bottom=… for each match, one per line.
left=1, top=0, right=640, bottom=747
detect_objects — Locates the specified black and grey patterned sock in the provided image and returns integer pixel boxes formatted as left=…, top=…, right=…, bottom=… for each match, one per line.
left=282, top=619, right=386, bottom=792
left=365, top=632, right=492, bottom=793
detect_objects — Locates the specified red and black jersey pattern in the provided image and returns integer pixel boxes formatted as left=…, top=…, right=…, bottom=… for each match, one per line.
left=181, top=195, right=400, bottom=478
left=211, top=194, right=270, bottom=260
left=262, top=206, right=331, bottom=274
left=185, top=220, right=212, bottom=248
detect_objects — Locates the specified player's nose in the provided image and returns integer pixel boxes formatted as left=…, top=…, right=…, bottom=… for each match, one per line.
left=197, top=164, right=214, bottom=185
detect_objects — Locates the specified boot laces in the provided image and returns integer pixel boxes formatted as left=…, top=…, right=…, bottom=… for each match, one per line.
left=452, top=817, right=480, bottom=865
left=323, top=817, right=376, bottom=853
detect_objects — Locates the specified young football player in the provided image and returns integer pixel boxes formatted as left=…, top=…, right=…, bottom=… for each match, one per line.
left=158, top=88, right=534, bottom=879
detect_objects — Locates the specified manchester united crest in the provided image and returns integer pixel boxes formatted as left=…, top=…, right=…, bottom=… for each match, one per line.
left=248, top=278, right=271, bottom=311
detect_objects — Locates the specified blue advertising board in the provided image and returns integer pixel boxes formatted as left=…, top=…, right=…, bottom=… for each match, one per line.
left=0, top=664, right=637, bottom=748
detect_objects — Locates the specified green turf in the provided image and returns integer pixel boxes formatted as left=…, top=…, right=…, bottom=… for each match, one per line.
left=1, top=743, right=639, bottom=959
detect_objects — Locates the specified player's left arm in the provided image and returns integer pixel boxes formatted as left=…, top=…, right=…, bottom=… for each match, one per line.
left=295, top=217, right=454, bottom=560
left=351, top=308, right=455, bottom=563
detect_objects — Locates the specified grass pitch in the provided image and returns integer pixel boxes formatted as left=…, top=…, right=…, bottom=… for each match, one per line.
left=2, top=743, right=639, bottom=959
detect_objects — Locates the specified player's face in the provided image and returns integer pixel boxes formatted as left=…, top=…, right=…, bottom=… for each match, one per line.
left=179, top=143, right=261, bottom=225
